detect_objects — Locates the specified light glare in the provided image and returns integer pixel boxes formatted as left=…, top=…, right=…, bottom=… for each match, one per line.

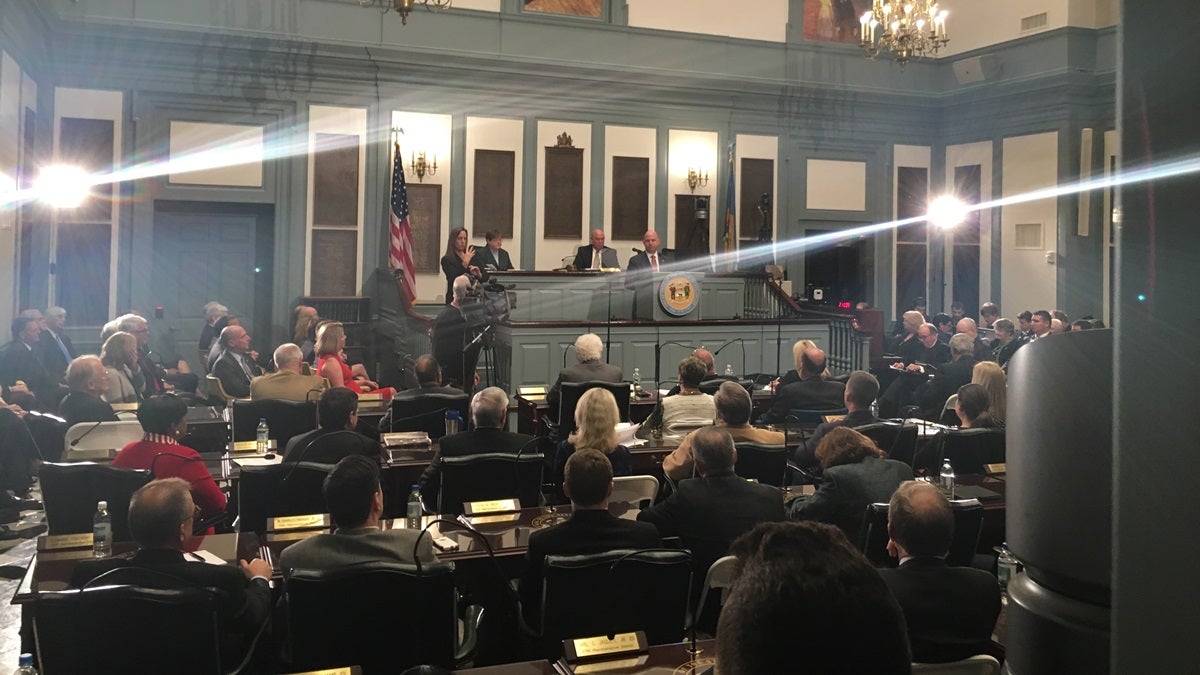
left=928, top=195, right=968, bottom=229
left=35, top=165, right=90, bottom=209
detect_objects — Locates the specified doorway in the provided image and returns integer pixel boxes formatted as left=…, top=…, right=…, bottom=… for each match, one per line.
left=803, top=227, right=870, bottom=307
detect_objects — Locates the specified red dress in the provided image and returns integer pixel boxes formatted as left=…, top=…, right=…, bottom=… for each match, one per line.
left=317, top=353, right=394, bottom=398
left=112, top=434, right=227, bottom=523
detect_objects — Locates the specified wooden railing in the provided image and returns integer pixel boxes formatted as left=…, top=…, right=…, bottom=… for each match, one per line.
left=744, top=273, right=802, bottom=319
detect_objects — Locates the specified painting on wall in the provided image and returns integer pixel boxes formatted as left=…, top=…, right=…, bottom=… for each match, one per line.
left=524, top=0, right=602, bottom=18
left=803, top=0, right=869, bottom=44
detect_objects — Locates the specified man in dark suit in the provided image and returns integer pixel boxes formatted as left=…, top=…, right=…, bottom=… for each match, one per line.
left=58, top=356, right=119, bottom=427
left=915, top=333, right=978, bottom=420
left=39, top=306, right=75, bottom=386
left=470, top=229, right=515, bottom=278
left=418, top=386, right=533, bottom=512
left=627, top=230, right=670, bottom=319
left=432, top=275, right=482, bottom=393
left=571, top=228, right=620, bottom=270
left=796, top=370, right=880, bottom=469
left=879, top=322, right=951, bottom=418
left=0, top=315, right=61, bottom=411
left=210, top=325, right=263, bottom=399
left=763, top=346, right=845, bottom=423
left=879, top=481, right=1001, bottom=663
left=519, top=449, right=661, bottom=627
left=546, top=332, right=624, bottom=414
left=638, top=427, right=784, bottom=577
left=70, top=478, right=273, bottom=667
left=394, top=354, right=466, bottom=401
left=284, top=387, right=382, bottom=464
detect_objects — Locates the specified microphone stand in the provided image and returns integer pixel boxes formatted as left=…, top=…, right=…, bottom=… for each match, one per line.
left=713, top=337, right=746, bottom=379
left=654, top=340, right=693, bottom=392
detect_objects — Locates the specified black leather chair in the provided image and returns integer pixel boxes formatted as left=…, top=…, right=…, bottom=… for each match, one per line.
left=733, top=442, right=789, bottom=487
left=916, top=428, right=1007, bottom=476
left=237, top=461, right=334, bottom=534
left=35, top=584, right=228, bottom=674
left=387, top=393, right=471, bottom=439
left=533, top=549, right=692, bottom=659
left=552, top=381, right=631, bottom=441
left=21, top=410, right=61, bottom=463
left=230, top=399, right=317, bottom=448
left=859, top=498, right=986, bottom=568
left=437, top=452, right=544, bottom=515
left=40, top=462, right=151, bottom=541
left=283, top=561, right=480, bottom=673
left=855, top=421, right=919, bottom=468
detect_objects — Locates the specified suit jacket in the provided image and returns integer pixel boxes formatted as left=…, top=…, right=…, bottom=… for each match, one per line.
left=662, top=424, right=785, bottom=481
left=991, top=335, right=1027, bottom=368
left=546, top=361, right=625, bottom=413
left=418, top=427, right=534, bottom=512
left=470, top=246, right=515, bottom=276
left=58, top=391, right=118, bottom=427
left=916, top=356, right=978, bottom=419
left=519, top=508, right=661, bottom=626
left=796, top=409, right=881, bottom=468
left=764, top=377, right=846, bottom=423
left=70, top=547, right=270, bottom=664
left=104, top=366, right=141, bottom=404
left=572, top=245, right=620, bottom=271
left=39, top=329, right=74, bottom=382
left=637, top=471, right=785, bottom=575
left=626, top=250, right=670, bottom=319
left=432, top=305, right=480, bottom=391
left=279, top=526, right=436, bottom=571
left=879, top=557, right=1002, bottom=663
left=789, top=456, right=912, bottom=541
left=283, top=427, right=382, bottom=465
left=211, top=350, right=263, bottom=399
left=441, top=254, right=475, bottom=305
left=392, top=384, right=466, bottom=402
left=626, top=249, right=670, bottom=275
left=0, top=340, right=59, bottom=409
left=250, top=369, right=329, bottom=402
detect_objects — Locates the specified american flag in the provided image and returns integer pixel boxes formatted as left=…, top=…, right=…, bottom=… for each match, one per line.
left=389, top=140, right=417, bottom=302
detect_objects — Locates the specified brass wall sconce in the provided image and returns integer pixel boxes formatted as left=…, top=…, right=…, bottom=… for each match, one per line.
left=410, top=151, right=438, bottom=182
left=686, top=167, right=709, bottom=193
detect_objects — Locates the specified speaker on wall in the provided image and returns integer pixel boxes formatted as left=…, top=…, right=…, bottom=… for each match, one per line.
left=952, top=54, right=1002, bottom=85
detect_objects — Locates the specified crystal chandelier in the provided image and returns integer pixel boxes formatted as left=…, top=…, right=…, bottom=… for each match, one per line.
left=860, top=0, right=949, bottom=65
left=359, top=0, right=451, bottom=26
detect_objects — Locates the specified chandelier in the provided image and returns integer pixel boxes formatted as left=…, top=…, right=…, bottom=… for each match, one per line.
left=359, top=0, right=451, bottom=26
left=860, top=0, right=949, bottom=65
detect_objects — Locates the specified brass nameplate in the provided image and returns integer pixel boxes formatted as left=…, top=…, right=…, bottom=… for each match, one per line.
left=38, top=533, right=94, bottom=551
left=268, top=514, right=330, bottom=531
left=357, top=392, right=383, bottom=402
left=823, top=414, right=846, bottom=423
left=564, top=631, right=647, bottom=661
left=286, top=668, right=361, bottom=675
left=466, top=513, right=522, bottom=526
left=266, top=529, right=327, bottom=543
left=574, top=655, right=650, bottom=673
left=985, top=463, right=1007, bottom=475
left=110, top=402, right=139, bottom=412
left=463, top=498, right=520, bottom=515
left=230, top=439, right=277, bottom=453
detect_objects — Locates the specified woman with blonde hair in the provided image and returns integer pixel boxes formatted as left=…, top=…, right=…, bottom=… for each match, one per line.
left=553, top=387, right=631, bottom=480
left=100, top=331, right=142, bottom=403
left=971, top=361, right=1007, bottom=425
left=315, top=322, right=393, bottom=398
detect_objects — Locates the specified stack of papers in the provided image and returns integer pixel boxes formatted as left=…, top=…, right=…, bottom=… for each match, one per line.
left=383, top=431, right=432, bottom=448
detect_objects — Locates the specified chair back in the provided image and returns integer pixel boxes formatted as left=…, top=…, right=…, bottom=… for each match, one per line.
left=733, top=442, right=789, bottom=487
left=860, top=498, right=985, bottom=567
left=231, top=399, right=317, bottom=448
left=540, top=549, right=692, bottom=658
left=939, top=393, right=961, bottom=426
left=35, top=584, right=223, bottom=675
left=23, top=411, right=65, bottom=463
left=557, top=381, right=631, bottom=440
left=388, top=393, right=470, bottom=439
left=855, top=421, right=919, bottom=467
left=237, top=462, right=334, bottom=533
left=610, top=475, right=660, bottom=508
left=911, top=654, right=1001, bottom=674
left=938, top=428, right=1006, bottom=475
left=206, top=374, right=235, bottom=404
left=63, top=420, right=144, bottom=462
left=437, top=452, right=544, bottom=515
left=692, top=554, right=737, bottom=636
left=284, top=562, right=458, bottom=673
left=40, top=462, right=151, bottom=540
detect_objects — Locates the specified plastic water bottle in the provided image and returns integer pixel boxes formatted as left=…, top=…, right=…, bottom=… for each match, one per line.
left=631, top=367, right=641, bottom=390
left=870, top=399, right=879, bottom=417
left=939, top=459, right=956, bottom=499
left=13, top=653, right=36, bottom=674
left=256, top=417, right=269, bottom=454
left=93, top=501, right=112, bottom=558
left=996, top=543, right=1019, bottom=596
left=406, top=484, right=422, bottom=529
left=724, top=363, right=734, bottom=377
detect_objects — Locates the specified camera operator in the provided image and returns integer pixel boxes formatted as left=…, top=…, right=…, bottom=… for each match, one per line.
left=432, top=275, right=482, bottom=394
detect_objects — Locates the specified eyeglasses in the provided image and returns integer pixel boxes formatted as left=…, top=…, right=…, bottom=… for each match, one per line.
left=182, top=504, right=200, bottom=523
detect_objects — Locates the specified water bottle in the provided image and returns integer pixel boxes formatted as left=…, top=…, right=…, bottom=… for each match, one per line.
left=870, top=399, right=879, bottom=417
left=631, top=367, right=641, bottom=390
left=93, top=501, right=112, bottom=558
left=256, top=417, right=269, bottom=454
left=996, top=543, right=1019, bottom=595
left=406, top=484, right=422, bottom=529
left=444, top=410, right=461, bottom=437
left=13, top=653, right=36, bottom=675
left=724, top=364, right=734, bottom=377
left=939, top=459, right=956, bottom=499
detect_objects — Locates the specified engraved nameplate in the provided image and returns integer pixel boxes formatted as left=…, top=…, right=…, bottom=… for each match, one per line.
left=463, top=498, right=520, bottom=515
left=230, top=439, right=277, bottom=453
left=466, top=513, right=522, bottom=526
left=564, top=631, right=647, bottom=661
left=265, top=529, right=327, bottom=543
left=38, top=533, right=94, bottom=551
left=268, top=514, right=330, bottom=531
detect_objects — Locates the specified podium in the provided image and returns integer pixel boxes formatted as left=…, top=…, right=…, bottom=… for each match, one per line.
left=493, top=270, right=746, bottom=322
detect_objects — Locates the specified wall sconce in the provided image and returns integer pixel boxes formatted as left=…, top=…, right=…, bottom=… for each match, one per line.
left=410, top=151, right=438, bottom=182
left=686, top=167, right=709, bottom=193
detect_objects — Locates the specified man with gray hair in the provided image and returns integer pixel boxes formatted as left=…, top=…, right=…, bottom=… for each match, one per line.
left=250, top=343, right=329, bottom=401
left=118, top=313, right=196, bottom=398
left=546, top=332, right=623, bottom=413
left=796, top=370, right=881, bottom=469
left=662, top=381, right=784, bottom=481
left=639, top=427, right=785, bottom=584
left=58, top=355, right=118, bottom=426
left=418, top=386, right=534, bottom=512
left=915, top=332, right=979, bottom=420
left=39, top=306, right=75, bottom=384
left=432, top=274, right=482, bottom=392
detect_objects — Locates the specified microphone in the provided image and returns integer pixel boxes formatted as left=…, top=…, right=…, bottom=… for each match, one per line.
left=70, top=419, right=107, bottom=447
left=654, top=340, right=694, bottom=392
left=562, top=344, right=576, bottom=368
left=631, top=247, right=644, bottom=254
left=510, top=435, right=547, bottom=513
left=713, top=337, right=747, bottom=378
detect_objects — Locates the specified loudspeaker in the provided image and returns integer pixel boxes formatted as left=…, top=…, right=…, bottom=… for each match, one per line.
left=952, top=54, right=1002, bottom=85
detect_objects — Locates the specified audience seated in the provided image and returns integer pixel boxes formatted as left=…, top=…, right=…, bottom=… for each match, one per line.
left=58, top=356, right=118, bottom=427
left=553, top=387, right=631, bottom=481
left=38, top=306, right=75, bottom=386
left=955, top=318, right=993, bottom=361
left=69, top=478, right=271, bottom=666
left=662, top=347, right=735, bottom=396
left=988, top=318, right=1026, bottom=368
left=279, top=455, right=435, bottom=571
left=953, top=384, right=999, bottom=430
left=775, top=339, right=831, bottom=388
left=250, top=343, right=328, bottom=401
left=638, top=427, right=784, bottom=576
left=0, top=399, right=40, bottom=500
left=662, top=381, right=783, bottom=481
left=209, top=324, right=263, bottom=399
left=979, top=302, right=999, bottom=330
left=763, top=346, right=845, bottom=423
left=797, top=370, right=881, bottom=469
left=418, top=387, right=533, bottom=512
left=893, top=311, right=927, bottom=365
left=657, top=356, right=715, bottom=442
left=0, top=314, right=61, bottom=410
left=519, top=449, right=661, bottom=626
left=283, top=387, right=383, bottom=465
left=789, top=427, right=911, bottom=541
left=100, top=331, right=143, bottom=404
left=715, top=521, right=911, bottom=674
left=914, top=333, right=978, bottom=420
left=316, top=321, right=390, bottom=397
left=292, top=305, right=319, bottom=364
left=111, top=396, right=227, bottom=525
left=546, top=333, right=623, bottom=414
left=395, top=355, right=466, bottom=400
left=879, top=481, right=1002, bottom=663
left=971, top=362, right=1007, bottom=426
left=119, top=313, right=197, bottom=398
left=198, top=302, right=228, bottom=366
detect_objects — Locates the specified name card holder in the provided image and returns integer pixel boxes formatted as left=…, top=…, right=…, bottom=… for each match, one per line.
left=985, top=463, right=1007, bottom=476
left=230, top=439, right=278, bottom=453
left=68, top=448, right=118, bottom=461
left=517, top=386, right=547, bottom=401
left=110, top=402, right=139, bottom=412
left=463, top=498, right=521, bottom=516
left=38, top=532, right=94, bottom=552
left=562, top=631, right=648, bottom=663
left=284, top=668, right=362, bottom=675
left=265, top=529, right=328, bottom=544
left=267, top=514, right=331, bottom=531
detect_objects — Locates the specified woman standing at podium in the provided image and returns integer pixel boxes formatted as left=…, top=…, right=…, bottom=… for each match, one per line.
left=440, top=227, right=480, bottom=305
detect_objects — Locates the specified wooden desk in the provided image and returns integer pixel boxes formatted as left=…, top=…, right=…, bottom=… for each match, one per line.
left=457, top=639, right=717, bottom=674
left=516, top=394, right=659, bottom=438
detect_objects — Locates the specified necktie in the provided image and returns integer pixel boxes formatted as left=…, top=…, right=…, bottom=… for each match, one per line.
left=53, top=332, right=72, bottom=364
left=493, top=250, right=500, bottom=267
left=592, top=249, right=600, bottom=269
left=650, top=254, right=658, bottom=272
left=238, top=354, right=255, bottom=381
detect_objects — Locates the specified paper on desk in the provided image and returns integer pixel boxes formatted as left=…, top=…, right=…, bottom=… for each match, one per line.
left=615, top=422, right=641, bottom=445
left=188, top=549, right=227, bottom=565
left=232, top=456, right=284, bottom=467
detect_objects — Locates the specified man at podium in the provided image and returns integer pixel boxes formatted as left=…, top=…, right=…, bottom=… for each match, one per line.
left=627, top=230, right=670, bottom=320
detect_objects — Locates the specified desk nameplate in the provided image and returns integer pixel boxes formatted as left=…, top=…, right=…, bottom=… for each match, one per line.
left=564, top=631, right=647, bottom=662
left=230, top=439, right=278, bottom=453
left=265, top=529, right=328, bottom=543
left=286, top=668, right=362, bottom=675
left=38, top=533, right=93, bottom=551
left=463, top=498, right=521, bottom=515
left=268, top=514, right=330, bottom=531
left=465, top=513, right=522, bottom=526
